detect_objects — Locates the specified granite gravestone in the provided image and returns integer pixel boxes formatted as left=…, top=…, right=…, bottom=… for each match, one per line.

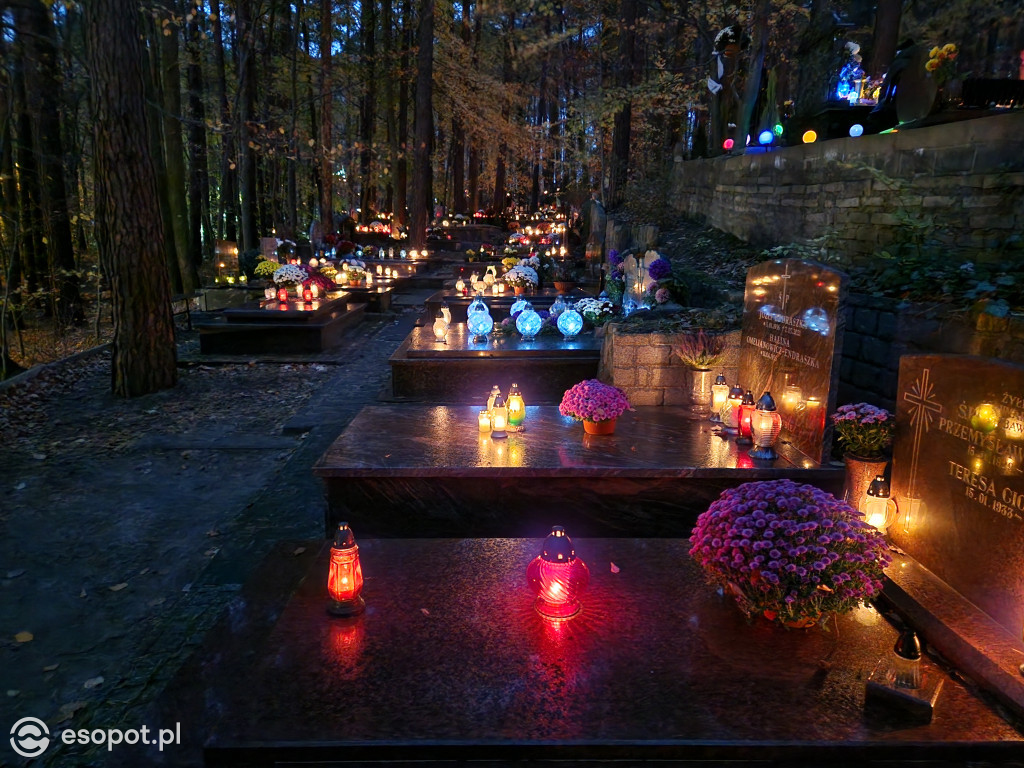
left=889, top=355, right=1024, bottom=641
left=739, top=259, right=847, bottom=463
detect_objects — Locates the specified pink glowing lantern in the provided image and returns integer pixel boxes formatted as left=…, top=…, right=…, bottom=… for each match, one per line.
left=277, top=287, right=289, bottom=303
left=526, top=526, right=590, bottom=620
left=327, top=522, right=365, bottom=617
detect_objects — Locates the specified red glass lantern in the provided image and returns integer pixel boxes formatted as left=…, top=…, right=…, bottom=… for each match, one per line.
left=723, top=385, right=744, bottom=432
left=277, top=287, right=289, bottom=303
left=526, top=526, right=590, bottom=620
left=327, top=522, right=365, bottom=617
left=303, top=287, right=313, bottom=303
left=737, top=390, right=756, bottom=445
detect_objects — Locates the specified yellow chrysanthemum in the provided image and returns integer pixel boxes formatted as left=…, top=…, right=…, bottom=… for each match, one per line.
left=942, top=43, right=957, bottom=55
left=925, top=59, right=940, bottom=72
left=929, top=46, right=941, bottom=58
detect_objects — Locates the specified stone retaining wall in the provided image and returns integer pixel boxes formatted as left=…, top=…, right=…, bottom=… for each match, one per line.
left=599, top=326, right=742, bottom=406
left=669, top=112, right=1024, bottom=262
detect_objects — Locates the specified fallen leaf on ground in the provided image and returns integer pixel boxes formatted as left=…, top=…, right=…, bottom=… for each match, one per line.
left=610, top=562, right=621, bottom=573
left=420, top=608, right=430, bottom=616
left=14, top=631, right=34, bottom=643
left=43, top=664, right=59, bottom=672
left=6, top=569, right=26, bottom=579
left=83, top=676, right=104, bottom=689
left=109, top=583, right=128, bottom=592
left=206, top=529, right=220, bottom=537
left=7, top=690, right=20, bottom=697
left=32, top=453, right=46, bottom=460
left=14, top=482, right=26, bottom=490
left=79, top=588, right=87, bottom=598
left=56, top=701, right=87, bottom=723
left=204, top=548, right=220, bottom=557
left=292, top=547, right=306, bottom=556
left=148, top=598, right=166, bottom=607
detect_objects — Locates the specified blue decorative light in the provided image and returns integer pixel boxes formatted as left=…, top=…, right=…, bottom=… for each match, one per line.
left=758, top=130, right=773, bottom=146
left=509, top=297, right=529, bottom=317
left=467, top=310, right=494, bottom=340
left=549, top=295, right=567, bottom=317
left=557, top=307, right=584, bottom=340
left=468, top=294, right=489, bottom=315
left=515, top=304, right=543, bottom=340
left=801, top=306, right=831, bottom=335
left=849, top=123, right=864, bottom=138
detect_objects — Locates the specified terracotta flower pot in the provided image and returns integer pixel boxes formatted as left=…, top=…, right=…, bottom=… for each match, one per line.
left=513, top=285, right=525, bottom=296
left=763, top=610, right=821, bottom=629
left=583, top=418, right=616, bottom=436
left=553, top=281, right=576, bottom=293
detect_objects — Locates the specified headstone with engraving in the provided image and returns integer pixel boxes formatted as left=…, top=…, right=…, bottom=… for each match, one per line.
left=890, top=354, right=1024, bottom=640
left=739, top=259, right=847, bottom=463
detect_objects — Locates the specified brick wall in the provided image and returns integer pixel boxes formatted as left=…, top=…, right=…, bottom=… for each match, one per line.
left=670, top=112, right=1024, bottom=261
left=599, top=326, right=742, bottom=406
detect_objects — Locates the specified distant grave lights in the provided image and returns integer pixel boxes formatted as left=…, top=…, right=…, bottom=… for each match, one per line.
left=722, top=138, right=734, bottom=151
left=773, top=123, right=784, bottom=136
left=802, top=130, right=818, bottom=144
left=849, top=123, right=865, bottom=138
left=758, top=129, right=774, bottom=146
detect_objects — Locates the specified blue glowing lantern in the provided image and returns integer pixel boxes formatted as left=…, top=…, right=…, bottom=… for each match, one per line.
left=509, top=297, right=529, bottom=317
left=849, top=123, right=864, bottom=138
left=515, top=303, right=543, bottom=340
left=758, top=130, right=773, bottom=146
left=468, top=294, right=489, bottom=315
left=557, top=306, right=584, bottom=340
left=549, top=295, right=567, bottom=317
left=467, top=310, right=494, bottom=341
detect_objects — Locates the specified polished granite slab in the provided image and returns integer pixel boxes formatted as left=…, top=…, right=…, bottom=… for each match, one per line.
left=313, top=405, right=843, bottom=536
left=389, top=325, right=601, bottom=402
left=423, top=288, right=592, bottom=324
left=198, top=295, right=365, bottom=354
left=162, top=539, right=1022, bottom=767
left=338, top=284, right=393, bottom=312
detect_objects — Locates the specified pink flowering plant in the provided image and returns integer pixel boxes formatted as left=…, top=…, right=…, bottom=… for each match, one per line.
left=690, top=480, right=891, bottom=625
left=559, top=379, right=633, bottom=423
left=830, top=402, right=895, bottom=458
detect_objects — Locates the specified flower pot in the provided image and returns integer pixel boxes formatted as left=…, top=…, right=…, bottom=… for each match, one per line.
left=553, top=281, right=576, bottom=293
left=583, top=418, right=616, bottom=435
left=764, top=610, right=821, bottom=629
left=513, top=285, right=525, bottom=296
left=843, top=454, right=888, bottom=513
left=689, top=368, right=714, bottom=414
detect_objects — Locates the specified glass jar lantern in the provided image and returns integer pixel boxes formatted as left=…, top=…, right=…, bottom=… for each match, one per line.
left=515, top=303, right=543, bottom=340
left=749, top=391, right=783, bottom=460
left=556, top=305, right=584, bottom=340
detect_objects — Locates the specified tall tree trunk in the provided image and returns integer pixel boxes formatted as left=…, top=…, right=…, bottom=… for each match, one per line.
left=159, top=4, right=199, bottom=291
left=492, top=12, right=514, bottom=215
left=237, top=0, right=258, bottom=252
left=0, top=20, right=25, bottom=318
left=287, top=1, right=300, bottom=238
left=395, top=0, right=411, bottom=226
left=382, top=0, right=396, bottom=214
left=84, top=0, right=177, bottom=397
left=608, top=0, right=639, bottom=209
left=17, top=0, right=83, bottom=326
left=319, top=0, right=334, bottom=228
left=452, top=118, right=465, bottom=215
left=11, top=34, right=43, bottom=297
left=868, top=0, right=902, bottom=80
left=186, top=5, right=212, bottom=265
left=737, top=0, right=770, bottom=155
left=146, top=25, right=184, bottom=293
left=410, top=0, right=434, bottom=249
left=359, top=0, right=377, bottom=217
left=794, top=0, right=835, bottom=124
left=211, top=0, right=237, bottom=242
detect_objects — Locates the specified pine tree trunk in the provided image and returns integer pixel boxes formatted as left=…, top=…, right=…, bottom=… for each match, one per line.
left=868, top=0, right=902, bottom=80
left=237, top=0, right=258, bottom=252
left=11, top=39, right=43, bottom=297
left=395, top=0, right=411, bottom=227
left=319, top=0, right=334, bottom=228
left=159, top=4, right=199, bottom=291
left=17, top=0, right=83, bottom=326
left=211, top=0, right=237, bottom=242
left=359, top=0, right=377, bottom=217
left=736, top=0, right=770, bottom=156
left=608, top=0, right=639, bottom=210
left=410, top=0, right=434, bottom=249
left=186, top=6, right=212, bottom=265
left=83, top=0, right=177, bottom=397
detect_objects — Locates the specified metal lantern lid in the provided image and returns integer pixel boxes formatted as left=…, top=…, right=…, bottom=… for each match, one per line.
left=867, top=475, right=890, bottom=498
left=741, top=390, right=756, bottom=406
left=728, top=385, right=744, bottom=399
left=332, top=522, right=357, bottom=550
left=540, top=525, right=577, bottom=563
left=894, top=628, right=921, bottom=660
left=755, top=391, right=777, bottom=411
left=492, top=395, right=506, bottom=409
left=714, top=374, right=727, bottom=385
left=509, top=383, right=521, bottom=396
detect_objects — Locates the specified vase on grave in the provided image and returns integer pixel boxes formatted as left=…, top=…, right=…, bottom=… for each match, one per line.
left=689, top=368, right=714, bottom=415
left=843, top=454, right=888, bottom=516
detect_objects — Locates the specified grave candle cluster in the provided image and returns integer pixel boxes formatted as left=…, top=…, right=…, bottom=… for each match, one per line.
left=476, top=382, right=527, bottom=438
